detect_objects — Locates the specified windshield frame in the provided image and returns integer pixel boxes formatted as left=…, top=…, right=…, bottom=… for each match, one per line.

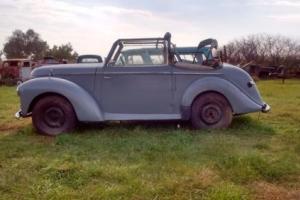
left=104, top=37, right=170, bottom=67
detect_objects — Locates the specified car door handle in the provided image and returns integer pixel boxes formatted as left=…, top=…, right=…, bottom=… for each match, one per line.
left=104, top=76, right=112, bottom=79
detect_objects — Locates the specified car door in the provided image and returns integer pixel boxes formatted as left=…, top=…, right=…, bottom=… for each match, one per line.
left=99, top=64, right=173, bottom=117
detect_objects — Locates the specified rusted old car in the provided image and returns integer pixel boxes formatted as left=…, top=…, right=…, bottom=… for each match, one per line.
left=0, top=59, right=35, bottom=85
left=241, top=63, right=277, bottom=79
left=37, top=56, right=61, bottom=67
left=16, top=33, right=270, bottom=136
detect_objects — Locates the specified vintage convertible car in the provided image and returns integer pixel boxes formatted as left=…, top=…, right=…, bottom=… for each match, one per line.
left=16, top=33, right=270, bottom=136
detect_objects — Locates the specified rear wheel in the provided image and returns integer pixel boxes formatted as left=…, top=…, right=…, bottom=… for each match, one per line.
left=32, top=95, right=77, bottom=136
left=191, top=92, right=232, bottom=129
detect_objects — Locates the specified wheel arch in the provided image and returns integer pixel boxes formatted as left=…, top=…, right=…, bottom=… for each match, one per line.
left=28, top=92, right=71, bottom=113
left=18, top=77, right=104, bottom=122
left=181, top=77, right=263, bottom=116
left=191, top=90, right=233, bottom=111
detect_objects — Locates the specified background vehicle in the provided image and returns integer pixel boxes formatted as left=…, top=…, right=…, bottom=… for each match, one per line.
left=37, top=56, right=60, bottom=67
left=0, top=59, right=35, bottom=85
left=16, top=33, right=270, bottom=136
left=77, top=55, right=103, bottom=63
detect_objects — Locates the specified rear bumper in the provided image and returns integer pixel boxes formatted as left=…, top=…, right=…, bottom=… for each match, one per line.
left=262, top=103, right=271, bottom=113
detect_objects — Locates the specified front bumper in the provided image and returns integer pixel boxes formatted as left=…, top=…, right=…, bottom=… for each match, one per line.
left=262, top=103, right=271, bottom=113
left=15, top=110, right=22, bottom=119
left=15, top=110, right=30, bottom=119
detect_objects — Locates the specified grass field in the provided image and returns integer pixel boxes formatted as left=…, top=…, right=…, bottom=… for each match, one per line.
left=0, top=80, right=300, bottom=200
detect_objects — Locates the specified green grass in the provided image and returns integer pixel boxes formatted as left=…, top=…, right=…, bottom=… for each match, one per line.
left=0, top=79, right=300, bottom=199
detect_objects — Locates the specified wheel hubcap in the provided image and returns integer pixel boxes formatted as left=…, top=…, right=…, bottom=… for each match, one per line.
left=44, top=107, right=65, bottom=128
left=200, top=104, right=222, bottom=125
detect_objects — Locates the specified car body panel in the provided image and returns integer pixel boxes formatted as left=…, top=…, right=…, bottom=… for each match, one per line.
left=31, top=63, right=101, bottom=95
left=95, top=65, right=173, bottom=115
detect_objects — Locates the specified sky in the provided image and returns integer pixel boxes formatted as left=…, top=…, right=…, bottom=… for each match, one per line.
left=0, top=0, right=300, bottom=57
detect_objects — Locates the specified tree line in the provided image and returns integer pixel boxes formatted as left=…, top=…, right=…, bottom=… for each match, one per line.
left=225, top=33, right=300, bottom=69
left=1, top=29, right=78, bottom=62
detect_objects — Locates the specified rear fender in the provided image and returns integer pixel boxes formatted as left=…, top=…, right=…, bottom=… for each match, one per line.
left=18, top=77, right=103, bottom=122
left=181, top=77, right=263, bottom=115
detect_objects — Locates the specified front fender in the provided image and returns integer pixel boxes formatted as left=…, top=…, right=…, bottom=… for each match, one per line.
left=181, top=77, right=263, bottom=114
left=18, top=77, right=103, bottom=122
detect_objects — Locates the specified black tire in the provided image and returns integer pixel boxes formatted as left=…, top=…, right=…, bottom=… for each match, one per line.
left=32, top=95, right=77, bottom=136
left=191, top=92, right=232, bottom=129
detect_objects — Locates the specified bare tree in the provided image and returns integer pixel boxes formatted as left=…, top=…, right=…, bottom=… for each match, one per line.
left=225, top=33, right=300, bottom=68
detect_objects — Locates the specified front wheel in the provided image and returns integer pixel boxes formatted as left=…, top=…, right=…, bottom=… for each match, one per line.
left=32, top=95, right=77, bottom=136
left=191, top=92, right=232, bottom=129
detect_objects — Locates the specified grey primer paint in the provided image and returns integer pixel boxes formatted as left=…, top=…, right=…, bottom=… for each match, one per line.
left=17, top=35, right=269, bottom=122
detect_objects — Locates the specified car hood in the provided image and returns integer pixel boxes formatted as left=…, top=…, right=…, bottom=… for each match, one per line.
left=31, top=63, right=104, bottom=77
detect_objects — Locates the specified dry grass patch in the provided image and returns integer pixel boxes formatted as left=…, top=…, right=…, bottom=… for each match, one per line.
left=251, top=181, right=300, bottom=200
